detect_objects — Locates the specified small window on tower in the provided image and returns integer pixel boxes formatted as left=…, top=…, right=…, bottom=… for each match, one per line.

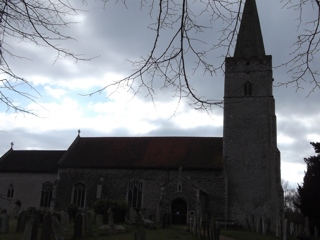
left=244, top=81, right=252, bottom=96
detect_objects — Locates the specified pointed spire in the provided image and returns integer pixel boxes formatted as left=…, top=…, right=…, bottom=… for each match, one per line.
left=234, top=0, right=265, bottom=58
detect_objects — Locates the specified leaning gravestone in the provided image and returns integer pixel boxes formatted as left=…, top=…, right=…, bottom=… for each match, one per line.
left=40, top=213, right=52, bottom=240
left=16, top=211, right=28, bottom=233
left=73, top=213, right=82, bottom=239
left=0, top=210, right=9, bottom=233
left=52, top=215, right=64, bottom=240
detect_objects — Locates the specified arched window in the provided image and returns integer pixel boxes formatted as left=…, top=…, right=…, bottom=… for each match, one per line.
left=73, top=182, right=86, bottom=208
left=40, top=182, right=53, bottom=208
left=244, top=81, right=252, bottom=96
left=127, top=180, right=143, bottom=209
left=7, top=184, right=14, bottom=198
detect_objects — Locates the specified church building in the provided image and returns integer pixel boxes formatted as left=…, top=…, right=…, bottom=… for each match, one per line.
left=0, top=0, right=283, bottom=230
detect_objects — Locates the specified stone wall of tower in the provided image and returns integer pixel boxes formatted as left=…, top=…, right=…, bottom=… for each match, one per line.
left=223, top=56, right=283, bottom=230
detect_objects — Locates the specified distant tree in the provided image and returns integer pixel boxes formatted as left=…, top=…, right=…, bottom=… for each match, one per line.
left=1, top=0, right=320, bottom=113
left=282, top=179, right=304, bottom=224
left=282, top=179, right=298, bottom=213
left=296, top=142, right=320, bottom=228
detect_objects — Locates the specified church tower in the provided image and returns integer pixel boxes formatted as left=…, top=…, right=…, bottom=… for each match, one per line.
left=223, top=0, right=283, bottom=230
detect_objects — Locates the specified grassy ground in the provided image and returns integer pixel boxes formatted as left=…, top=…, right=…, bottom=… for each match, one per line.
left=220, top=229, right=279, bottom=240
left=3, top=218, right=317, bottom=240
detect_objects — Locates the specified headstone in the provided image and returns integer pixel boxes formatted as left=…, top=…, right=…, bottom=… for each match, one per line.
left=283, top=218, right=287, bottom=240
left=262, top=217, right=267, bottom=234
left=40, top=213, right=52, bottom=240
left=16, top=211, right=28, bottom=233
left=127, top=207, right=137, bottom=223
left=108, top=207, right=115, bottom=234
left=134, top=211, right=146, bottom=240
left=0, top=210, right=9, bottom=233
left=256, top=217, right=262, bottom=233
left=251, top=215, right=256, bottom=232
left=52, top=215, right=64, bottom=240
left=21, top=217, right=34, bottom=240
left=84, top=212, right=93, bottom=237
left=73, top=213, right=82, bottom=239
left=290, top=222, right=294, bottom=236
left=305, top=217, right=310, bottom=237
left=275, top=220, right=281, bottom=238
left=12, top=204, right=20, bottom=218
left=60, top=211, right=69, bottom=232
left=315, top=226, right=318, bottom=239
left=96, top=214, right=103, bottom=227
left=30, top=214, right=40, bottom=240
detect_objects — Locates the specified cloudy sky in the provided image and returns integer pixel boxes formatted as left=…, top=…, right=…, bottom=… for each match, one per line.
left=1, top=0, right=319, bottom=188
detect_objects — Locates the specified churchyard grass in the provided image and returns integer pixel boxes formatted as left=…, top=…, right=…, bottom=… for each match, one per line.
left=5, top=218, right=317, bottom=240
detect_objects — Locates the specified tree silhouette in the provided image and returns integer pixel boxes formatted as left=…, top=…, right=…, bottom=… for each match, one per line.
left=296, top=142, right=320, bottom=228
left=1, top=0, right=320, bottom=113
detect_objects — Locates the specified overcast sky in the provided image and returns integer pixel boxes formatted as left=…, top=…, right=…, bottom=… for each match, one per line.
left=1, top=0, right=319, bottom=188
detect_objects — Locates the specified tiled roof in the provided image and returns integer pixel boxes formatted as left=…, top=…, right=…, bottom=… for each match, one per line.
left=59, top=136, right=223, bottom=169
left=0, top=150, right=66, bottom=173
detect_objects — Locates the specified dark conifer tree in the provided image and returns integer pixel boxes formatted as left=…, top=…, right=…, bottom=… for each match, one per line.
left=296, top=142, right=320, bottom=228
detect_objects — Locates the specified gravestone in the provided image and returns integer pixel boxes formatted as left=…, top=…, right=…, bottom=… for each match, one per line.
left=134, top=211, right=146, bottom=240
left=73, top=213, right=82, bottom=239
left=127, top=207, right=137, bottom=223
left=305, top=217, right=310, bottom=237
left=16, top=211, right=28, bottom=233
left=52, top=215, right=64, bottom=240
left=13, top=204, right=21, bottom=218
left=262, top=218, right=267, bottom=234
left=283, top=219, right=287, bottom=240
left=256, top=217, right=262, bottom=233
left=60, top=211, right=69, bottom=232
left=275, top=220, right=280, bottom=238
left=21, top=217, right=34, bottom=240
left=108, top=208, right=115, bottom=234
left=30, top=214, right=40, bottom=240
left=0, top=210, right=9, bottom=233
left=40, top=213, right=52, bottom=240
left=96, top=214, right=103, bottom=227
left=84, top=212, right=93, bottom=237
left=290, top=222, right=294, bottom=236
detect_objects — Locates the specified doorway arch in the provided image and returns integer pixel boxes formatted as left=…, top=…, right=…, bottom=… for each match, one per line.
left=171, top=198, right=187, bottom=224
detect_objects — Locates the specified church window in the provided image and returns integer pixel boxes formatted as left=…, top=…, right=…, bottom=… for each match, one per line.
left=40, top=182, right=53, bottom=208
left=7, top=184, right=14, bottom=198
left=244, top=81, right=252, bottom=96
left=72, top=182, right=86, bottom=208
left=127, top=180, right=143, bottom=209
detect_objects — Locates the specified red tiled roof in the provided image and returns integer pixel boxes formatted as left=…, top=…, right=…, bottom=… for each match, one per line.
left=59, top=136, right=223, bottom=169
left=0, top=150, right=66, bottom=173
